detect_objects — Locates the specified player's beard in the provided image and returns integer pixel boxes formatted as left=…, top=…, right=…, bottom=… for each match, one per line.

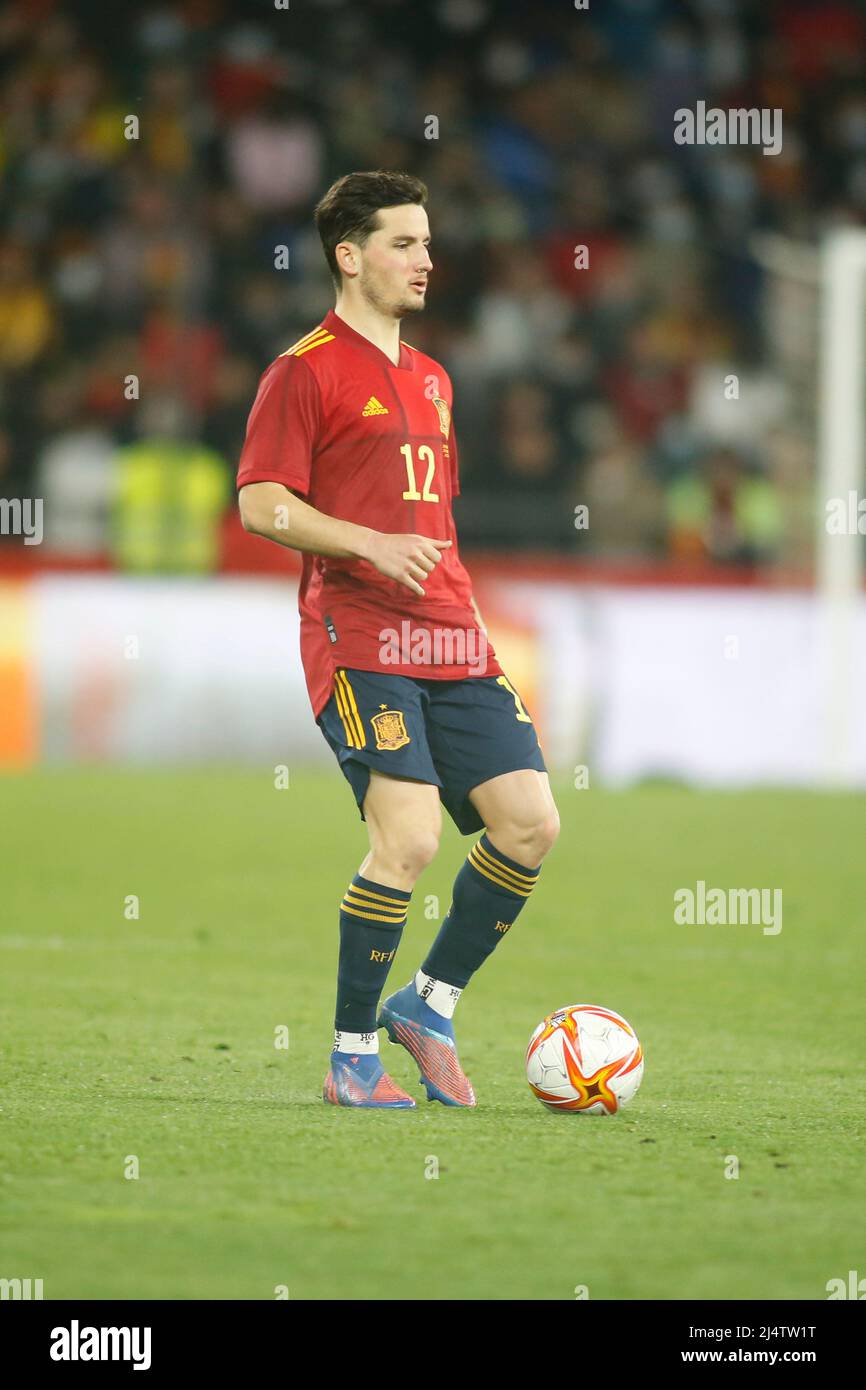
left=358, top=265, right=425, bottom=319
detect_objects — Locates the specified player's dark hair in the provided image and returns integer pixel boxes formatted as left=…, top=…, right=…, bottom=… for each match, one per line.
left=314, top=171, right=428, bottom=290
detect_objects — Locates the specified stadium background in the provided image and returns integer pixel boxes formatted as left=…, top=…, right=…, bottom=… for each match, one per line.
left=2, top=0, right=865, bottom=1305
left=3, top=0, right=865, bottom=780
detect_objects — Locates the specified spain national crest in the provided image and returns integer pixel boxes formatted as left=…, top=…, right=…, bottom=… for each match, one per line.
left=371, top=708, right=411, bottom=750
left=432, top=396, right=451, bottom=440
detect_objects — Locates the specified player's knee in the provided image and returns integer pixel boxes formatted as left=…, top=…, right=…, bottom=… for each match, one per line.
left=539, top=807, right=561, bottom=858
left=526, top=809, right=560, bottom=865
left=382, top=828, right=440, bottom=882
left=499, top=808, right=559, bottom=868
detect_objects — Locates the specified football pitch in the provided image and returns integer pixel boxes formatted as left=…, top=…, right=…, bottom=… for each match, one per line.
left=1, top=769, right=863, bottom=1301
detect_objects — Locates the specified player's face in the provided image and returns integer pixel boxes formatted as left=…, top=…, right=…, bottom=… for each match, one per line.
left=356, top=204, right=432, bottom=318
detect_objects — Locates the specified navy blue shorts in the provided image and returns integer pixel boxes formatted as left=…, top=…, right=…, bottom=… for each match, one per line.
left=317, top=667, right=547, bottom=835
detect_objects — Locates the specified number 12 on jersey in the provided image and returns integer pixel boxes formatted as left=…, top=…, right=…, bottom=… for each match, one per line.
left=401, top=443, right=439, bottom=502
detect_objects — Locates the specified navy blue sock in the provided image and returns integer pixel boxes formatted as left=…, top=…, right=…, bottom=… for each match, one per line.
left=421, top=834, right=540, bottom=989
left=335, top=875, right=411, bottom=1035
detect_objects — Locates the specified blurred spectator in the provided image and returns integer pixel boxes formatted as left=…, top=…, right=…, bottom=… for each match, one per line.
left=226, top=92, right=324, bottom=211
left=666, top=447, right=783, bottom=566
left=579, top=407, right=664, bottom=558
left=0, top=0, right=861, bottom=568
left=111, top=395, right=229, bottom=573
left=34, top=365, right=116, bottom=556
left=0, top=242, right=56, bottom=370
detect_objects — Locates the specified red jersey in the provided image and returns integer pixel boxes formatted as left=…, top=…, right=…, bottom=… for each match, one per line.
left=236, top=308, right=501, bottom=719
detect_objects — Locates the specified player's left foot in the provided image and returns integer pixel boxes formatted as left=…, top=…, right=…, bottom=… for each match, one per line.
left=323, top=1050, right=417, bottom=1108
left=378, top=982, right=477, bottom=1107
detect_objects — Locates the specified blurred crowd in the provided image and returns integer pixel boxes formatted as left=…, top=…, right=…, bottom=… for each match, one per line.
left=1, top=0, right=864, bottom=569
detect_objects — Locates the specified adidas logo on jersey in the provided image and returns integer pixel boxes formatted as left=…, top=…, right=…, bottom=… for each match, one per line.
left=362, top=396, right=389, bottom=416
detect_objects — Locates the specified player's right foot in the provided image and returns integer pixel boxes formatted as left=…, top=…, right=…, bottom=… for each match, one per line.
left=322, top=1050, right=416, bottom=1108
left=378, top=982, right=477, bottom=1107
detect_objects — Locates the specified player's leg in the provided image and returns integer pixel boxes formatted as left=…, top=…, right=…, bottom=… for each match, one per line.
left=357, top=769, right=442, bottom=891
left=335, top=769, right=440, bottom=1044
left=422, top=766, right=558, bottom=987
left=379, top=677, right=557, bottom=1106
left=468, top=767, right=560, bottom=868
left=326, top=773, right=442, bottom=1109
left=419, top=759, right=558, bottom=1009
left=317, top=668, right=443, bottom=1108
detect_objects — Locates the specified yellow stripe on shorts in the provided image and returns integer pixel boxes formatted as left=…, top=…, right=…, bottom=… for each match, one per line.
left=335, top=669, right=365, bottom=747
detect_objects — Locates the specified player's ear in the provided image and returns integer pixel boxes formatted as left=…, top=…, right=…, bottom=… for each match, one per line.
left=335, top=242, right=358, bottom=278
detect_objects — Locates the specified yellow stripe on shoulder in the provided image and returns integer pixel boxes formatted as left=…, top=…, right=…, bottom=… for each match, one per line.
left=280, top=327, right=332, bottom=358
left=293, top=333, right=335, bottom=357
left=280, top=327, right=326, bottom=356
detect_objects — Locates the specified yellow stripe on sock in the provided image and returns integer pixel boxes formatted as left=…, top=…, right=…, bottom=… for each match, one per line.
left=467, top=850, right=536, bottom=895
left=342, top=892, right=407, bottom=919
left=469, top=847, right=534, bottom=897
left=471, top=840, right=538, bottom=891
left=348, top=884, right=410, bottom=908
left=341, top=903, right=408, bottom=923
left=472, top=839, right=539, bottom=887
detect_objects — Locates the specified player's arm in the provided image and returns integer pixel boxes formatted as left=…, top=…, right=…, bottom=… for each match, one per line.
left=239, top=482, right=451, bottom=598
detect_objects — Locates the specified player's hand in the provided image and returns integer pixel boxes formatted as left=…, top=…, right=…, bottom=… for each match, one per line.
left=363, top=532, right=452, bottom=597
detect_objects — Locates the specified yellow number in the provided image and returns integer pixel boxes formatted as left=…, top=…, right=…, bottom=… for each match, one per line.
left=401, top=443, right=439, bottom=502
left=418, top=445, right=438, bottom=501
left=400, top=443, right=420, bottom=499
left=496, top=675, right=532, bottom=723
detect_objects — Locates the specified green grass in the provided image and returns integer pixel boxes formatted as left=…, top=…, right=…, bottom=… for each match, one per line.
left=1, top=769, right=863, bottom=1300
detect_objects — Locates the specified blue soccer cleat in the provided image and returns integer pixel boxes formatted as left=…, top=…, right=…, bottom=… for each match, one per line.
left=323, top=1050, right=416, bottom=1108
left=378, top=982, right=477, bottom=1107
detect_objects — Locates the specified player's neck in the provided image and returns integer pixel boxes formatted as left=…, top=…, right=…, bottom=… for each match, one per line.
left=332, top=300, right=402, bottom=367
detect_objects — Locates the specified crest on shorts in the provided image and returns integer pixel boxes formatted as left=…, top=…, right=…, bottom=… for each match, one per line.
left=371, top=708, right=410, bottom=750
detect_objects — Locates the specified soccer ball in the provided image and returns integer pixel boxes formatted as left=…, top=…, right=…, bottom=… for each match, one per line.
left=525, top=1004, right=644, bottom=1114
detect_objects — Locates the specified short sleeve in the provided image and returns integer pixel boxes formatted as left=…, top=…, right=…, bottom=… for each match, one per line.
left=236, top=354, right=322, bottom=496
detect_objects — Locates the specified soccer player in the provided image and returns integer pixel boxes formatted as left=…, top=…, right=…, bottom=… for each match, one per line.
left=237, top=171, right=560, bottom=1109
